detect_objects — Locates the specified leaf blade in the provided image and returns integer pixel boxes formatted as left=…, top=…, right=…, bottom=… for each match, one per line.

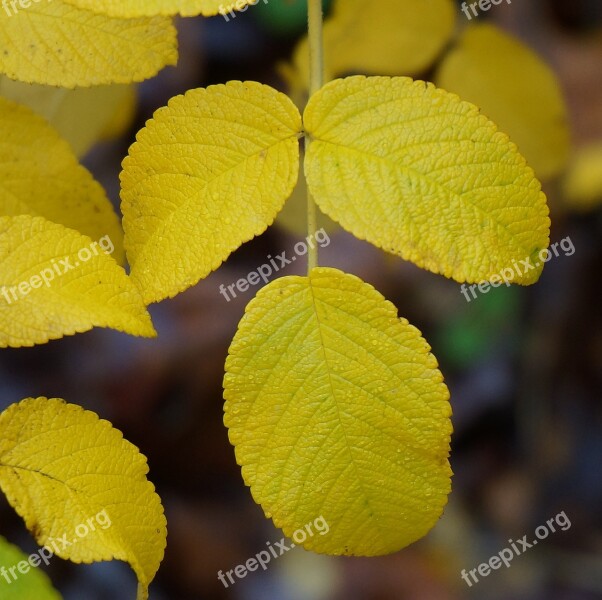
left=0, top=216, right=155, bottom=347
left=304, top=76, right=550, bottom=285
left=285, top=0, right=456, bottom=97
left=0, top=398, right=166, bottom=600
left=121, top=81, right=302, bottom=304
left=62, top=0, right=253, bottom=17
left=0, top=77, right=137, bottom=157
left=224, top=267, right=452, bottom=556
left=0, top=97, right=125, bottom=262
left=0, top=1, right=177, bottom=88
left=435, top=23, right=570, bottom=180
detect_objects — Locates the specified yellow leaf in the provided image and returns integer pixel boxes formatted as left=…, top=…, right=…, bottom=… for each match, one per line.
left=224, top=267, right=452, bottom=556
left=121, top=81, right=302, bottom=304
left=562, top=142, right=602, bottom=212
left=0, top=536, right=62, bottom=599
left=0, top=97, right=124, bottom=263
left=284, top=0, right=455, bottom=98
left=304, top=76, right=550, bottom=285
left=0, top=397, right=166, bottom=600
left=435, top=23, right=570, bottom=181
left=62, top=0, right=253, bottom=17
left=0, top=1, right=177, bottom=88
left=0, top=215, right=155, bottom=347
left=0, top=77, right=137, bottom=157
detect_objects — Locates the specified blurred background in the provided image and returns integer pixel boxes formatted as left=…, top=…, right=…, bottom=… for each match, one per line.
left=1, top=0, right=601, bottom=598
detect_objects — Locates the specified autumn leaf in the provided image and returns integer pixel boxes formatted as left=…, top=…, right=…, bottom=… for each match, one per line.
left=0, top=97, right=124, bottom=261
left=435, top=23, right=570, bottom=180
left=225, top=267, right=452, bottom=555
left=304, top=76, right=550, bottom=285
left=283, top=0, right=455, bottom=102
left=0, top=398, right=167, bottom=600
left=0, top=1, right=177, bottom=88
left=121, top=81, right=302, bottom=303
left=62, top=0, right=253, bottom=17
left=0, top=77, right=137, bottom=157
left=0, top=216, right=155, bottom=347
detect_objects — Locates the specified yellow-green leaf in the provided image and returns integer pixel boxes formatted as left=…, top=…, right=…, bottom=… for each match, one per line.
left=0, top=97, right=124, bottom=263
left=224, top=267, right=452, bottom=556
left=0, top=398, right=166, bottom=600
left=62, top=0, right=252, bottom=17
left=0, top=535, right=62, bottom=600
left=435, top=23, right=570, bottom=180
left=0, top=216, right=155, bottom=347
left=121, top=81, right=302, bottom=304
left=284, top=0, right=455, bottom=100
left=0, top=1, right=177, bottom=88
left=562, top=142, right=602, bottom=212
left=304, top=76, right=550, bottom=285
left=0, top=77, right=136, bottom=157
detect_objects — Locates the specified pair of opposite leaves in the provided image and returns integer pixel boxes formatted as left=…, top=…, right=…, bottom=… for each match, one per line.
left=0, top=0, right=572, bottom=197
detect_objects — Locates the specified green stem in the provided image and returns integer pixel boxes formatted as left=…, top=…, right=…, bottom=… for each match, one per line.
left=305, top=0, right=324, bottom=273
left=307, top=0, right=324, bottom=96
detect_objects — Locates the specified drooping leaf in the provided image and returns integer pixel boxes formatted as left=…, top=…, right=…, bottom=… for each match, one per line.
left=304, top=76, right=550, bottom=285
left=562, top=142, right=602, bottom=211
left=0, top=397, right=166, bottom=600
left=0, top=216, right=155, bottom=347
left=62, top=0, right=253, bottom=17
left=0, top=97, right=124, bottom=262
left=224, top=267, right=452, bottom=556
left=0, top=535, right=62, bottom=600
left=0, top=1, right=177, bottom=88
left=0, top=77, right=137, bottom=157
left=121, top=81, right=302, bottom=304
left=435, top=23, right=570, bottom=180
left=283, top=0, right=455, bottom=99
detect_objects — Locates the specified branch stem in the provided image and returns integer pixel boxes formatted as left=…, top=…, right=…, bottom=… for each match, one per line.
left=305, top=0, right=324, bottom=273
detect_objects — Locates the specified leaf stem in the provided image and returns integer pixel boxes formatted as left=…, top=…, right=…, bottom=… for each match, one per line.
left=305, top=0, right=324, bottom=274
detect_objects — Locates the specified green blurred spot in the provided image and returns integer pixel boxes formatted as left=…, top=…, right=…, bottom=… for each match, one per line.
left=437, top=286, right=521, bottom=369
left=254, top=0, right=333, bottom=36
